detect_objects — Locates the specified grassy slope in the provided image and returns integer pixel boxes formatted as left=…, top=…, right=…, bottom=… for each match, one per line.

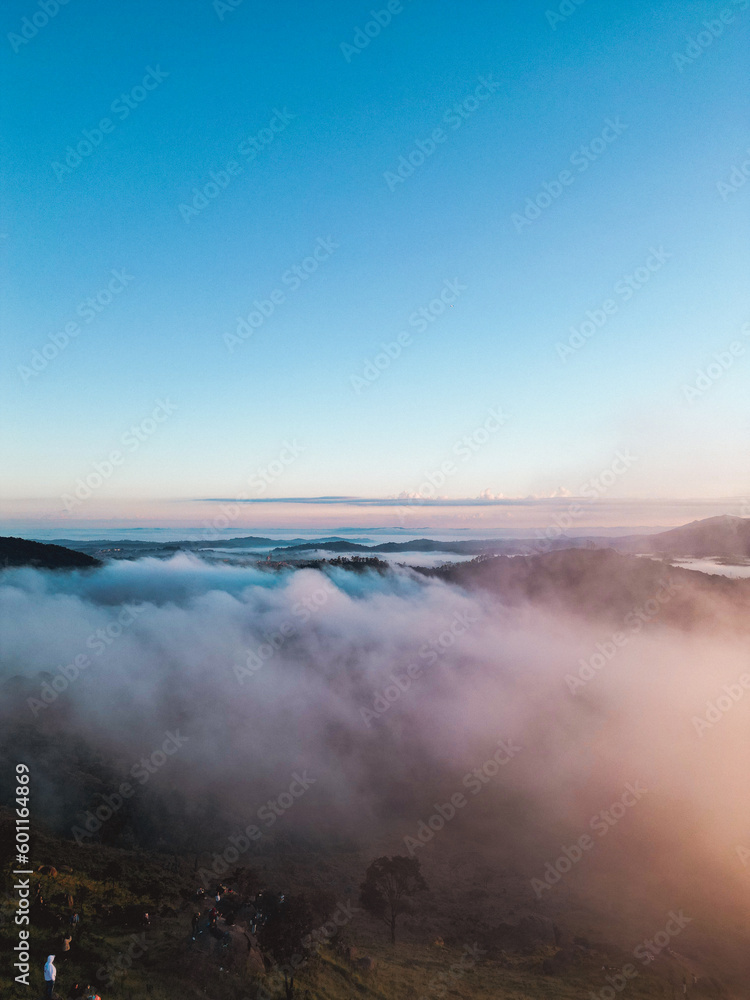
left=309, top=946, right=672, bottom=1000
left=0, top=828, right=685, bottom=1000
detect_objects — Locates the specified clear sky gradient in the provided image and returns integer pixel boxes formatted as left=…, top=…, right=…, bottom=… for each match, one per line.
left=2, top=0, right=749, bottom=531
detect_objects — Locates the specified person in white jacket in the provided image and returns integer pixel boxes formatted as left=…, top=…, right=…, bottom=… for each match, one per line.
left=44, top=955, right=56, bottom=998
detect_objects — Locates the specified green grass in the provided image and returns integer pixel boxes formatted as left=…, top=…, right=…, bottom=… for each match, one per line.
left=0, top=823, right=723, bottom=1000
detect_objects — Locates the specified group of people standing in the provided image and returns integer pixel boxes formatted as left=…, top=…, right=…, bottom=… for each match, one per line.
left=41, top=900, right=99, bottom=1000
left=43, top=955, right=100, bottom=1000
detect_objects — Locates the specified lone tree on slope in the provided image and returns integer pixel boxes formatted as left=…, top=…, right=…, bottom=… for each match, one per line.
left=359, top=855, right=428, bottom=944
left=258, top=894, right=318, bottom=999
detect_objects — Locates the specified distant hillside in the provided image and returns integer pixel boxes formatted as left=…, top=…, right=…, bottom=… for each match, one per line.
left=48, top=535, right=368, bottom=559
left=38, top=515, right=750, bottom=564
left=422, top=547, right=750, bottom=630
left=278, top=516, right=750, bottom=562
left=616, top=514, right=750, bottom=558
left=270, top=538, right=520, bottom=558
left=0, top=536, right=101, bottom=570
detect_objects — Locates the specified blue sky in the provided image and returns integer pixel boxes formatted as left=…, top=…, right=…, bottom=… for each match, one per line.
left=2, top=0, right=749, bottom=529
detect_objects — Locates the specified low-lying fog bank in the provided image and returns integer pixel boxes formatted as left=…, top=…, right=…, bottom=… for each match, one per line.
left=2, top=549, right=750, bottom=981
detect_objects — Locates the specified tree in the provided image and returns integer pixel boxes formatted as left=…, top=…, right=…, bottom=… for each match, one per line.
left=359, top=855, right=428, bottom=944
left=257, top=894, right=316, bottom=1000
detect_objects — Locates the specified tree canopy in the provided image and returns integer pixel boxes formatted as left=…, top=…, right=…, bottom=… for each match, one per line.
left=359, top=855, right=427, bottom=944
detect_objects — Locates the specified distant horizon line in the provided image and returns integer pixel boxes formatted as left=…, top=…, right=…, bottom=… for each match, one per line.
left=193, top=495, right=750, bottom=506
